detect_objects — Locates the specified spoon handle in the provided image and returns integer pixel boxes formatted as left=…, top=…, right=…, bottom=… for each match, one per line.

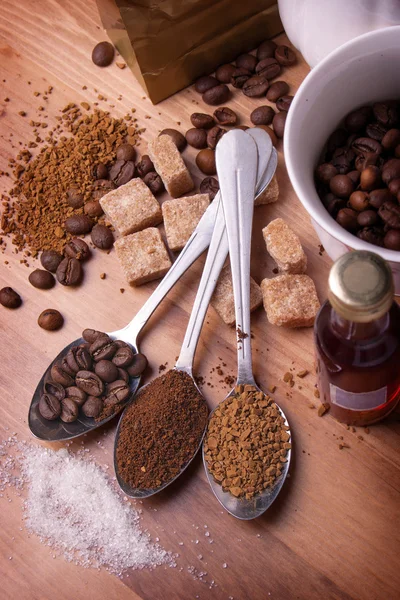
left=216, top=130, right=259, bottom=386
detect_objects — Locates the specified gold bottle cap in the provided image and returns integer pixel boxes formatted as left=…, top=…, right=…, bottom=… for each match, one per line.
left=328, top=251, right=394, bottom=323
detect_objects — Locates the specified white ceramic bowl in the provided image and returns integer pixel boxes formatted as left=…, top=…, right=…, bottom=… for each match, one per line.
left=284, top=26, right=400, bottom=294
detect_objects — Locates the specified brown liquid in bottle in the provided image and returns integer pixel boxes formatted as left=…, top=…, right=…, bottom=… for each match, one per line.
left=315, top=300, right=400, bottom=426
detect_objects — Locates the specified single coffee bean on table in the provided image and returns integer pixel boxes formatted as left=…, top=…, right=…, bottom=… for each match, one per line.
left=250, top=105, right=275, bottom=126
left=207, top=126, right=226, bottom=150
left=185, top=128, right=208, bottom=149
left=200, top=177, right=219, bottom=200
left=213, top=107, right=237, bottom=126
left=255, top=57, right=281, bottom=80
left=194, top=75, right=219, bottom=94
left=0, top=286, right=22, bottom=309
left=159, top=129, right=187, bottom=152
left=272, top=111, right=287, bottom=138
left=64, top=238, right=90, bottom=261
left=257, top=39, right=277, bottom=61
left=109, top=160, right=135, bottom=187
left=40, top=250, right=63, bottom=273
left=65, top=215, right=94, bottom=235
left=143, top=171, right=164, bottom=195
left=202, top=84, right=230, bottom=106
left=276, top=95, right=294, bottom=112
left=266, top=80, right=289, bottom=102
left=215, top=64, right=236, bottom=84
left=116, top=143, right=136, bottom=162
left=243, top=75, right=269, bottom=98
left=190, top=113, right=215, bottom=129
left=236, top=53, right=257, bottom=72
left=196, top=149, right=216, bottom=175
left=136, top=155, right=154, bottom=178
left=91, top=224, right=114, bottom=250
left=28, top=269, right=55, bottom=290
left=56, top=257, right=82, bottom=286
left=92, top=41, right=115, bottom=67
left=274, top=45, right=297, bottom=66
left=38, top=309, right=64, bottom=331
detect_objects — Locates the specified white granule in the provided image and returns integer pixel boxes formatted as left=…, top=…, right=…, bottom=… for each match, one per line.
left=0, top=439, right=174, bottom=575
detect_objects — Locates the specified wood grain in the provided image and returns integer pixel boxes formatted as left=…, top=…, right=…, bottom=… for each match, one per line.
left=0, top=2, right=399, bottom=600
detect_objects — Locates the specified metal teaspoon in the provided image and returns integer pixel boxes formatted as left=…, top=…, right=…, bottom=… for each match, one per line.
left=203, top=129, right=291, bottom=520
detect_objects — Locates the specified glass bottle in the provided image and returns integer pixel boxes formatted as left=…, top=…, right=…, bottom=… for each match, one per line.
left=314, top=250, right=400, bottom=426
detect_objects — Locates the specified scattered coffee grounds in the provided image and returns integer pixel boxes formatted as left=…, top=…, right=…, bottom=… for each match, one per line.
left=1, top=107, right=140, bottom=255
left=204, top=384, right=291, bottom=500
left=38, top=329, right=147, bottom=424
left=318, top=402, right=330, bottom=417
left=315, top=100, right=400, bottom=249
left=0, top=439, right=173, bottom=574
left=116, top=369, right=208, bottom=490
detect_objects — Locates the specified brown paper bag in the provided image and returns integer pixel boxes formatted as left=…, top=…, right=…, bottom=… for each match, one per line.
left=96, top=0, right=282, bottom=104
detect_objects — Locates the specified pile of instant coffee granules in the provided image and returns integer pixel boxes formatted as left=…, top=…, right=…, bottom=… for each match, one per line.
left=1, top=103, right=141, bottom=256
left=204, top=384, right=291, bottom=500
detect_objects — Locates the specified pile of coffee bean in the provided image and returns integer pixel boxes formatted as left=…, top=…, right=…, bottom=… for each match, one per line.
left=38, top=328, right=148, bottom=424
left=315, top=100, right=400, bottom=250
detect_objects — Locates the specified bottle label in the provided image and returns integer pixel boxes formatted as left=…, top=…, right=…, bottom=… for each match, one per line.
left=329, top=384, right=387, bottom=411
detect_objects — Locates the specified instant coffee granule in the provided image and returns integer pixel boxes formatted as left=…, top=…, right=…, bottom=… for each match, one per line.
left=204, top=384, right=291, bottom=500
left=116, top=369, right=209, bottom=490
left=1, top=105, right=141, bottom=255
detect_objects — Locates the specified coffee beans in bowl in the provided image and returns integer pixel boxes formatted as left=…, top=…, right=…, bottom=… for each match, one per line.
left=315, top=100, right=400, bottom=249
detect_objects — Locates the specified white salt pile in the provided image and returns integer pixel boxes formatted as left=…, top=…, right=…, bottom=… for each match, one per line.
left=0, top=438, right=174, bottom=575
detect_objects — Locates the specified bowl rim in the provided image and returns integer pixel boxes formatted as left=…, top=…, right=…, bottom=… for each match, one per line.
left=284, top=25, right=400, bottom=263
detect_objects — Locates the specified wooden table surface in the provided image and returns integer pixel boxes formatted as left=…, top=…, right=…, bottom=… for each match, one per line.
left=0, top=2, right=399, bottom=600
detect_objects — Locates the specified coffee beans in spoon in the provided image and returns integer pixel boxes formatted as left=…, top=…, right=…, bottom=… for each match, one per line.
left=38, top=329, right=148, bottom=424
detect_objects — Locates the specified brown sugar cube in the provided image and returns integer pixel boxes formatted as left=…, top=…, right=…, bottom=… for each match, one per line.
left=162, top=194, right=210, bottom=252
left=254, top=174, right=279, bottom=206
left=114, top=227, right=171, bottom=286
left=211, top=264, right=263, bottom=326
left=261, top=274, right=320, bottom=327
left=262, top=218, right=307, bottom=273
left=100, top=178, right=162, bottom=237
left=148, top=135, right=194, bottom=198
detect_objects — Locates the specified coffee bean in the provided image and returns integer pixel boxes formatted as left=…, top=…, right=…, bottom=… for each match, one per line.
left=65, top=215, right=94, bottom=235
left=344, top=108, right=370, bottom=133
left=91, top=179, right=115, bottom=201
left=373, top=102, right=399, bottom=128
left=67, top=185, right=84, bottom=209
left=195, top=75, right=219, bottom=94
left=243, top=74, right=269, bottom=98
left=75, top=370, right=104, bottom=397
left=92, top=41, right=114, bottom=67
left=160, top=129, right=187, bottom=152
left=357, top=226, right=385, bottom=246
left=56, top=257, right=82, bottom=286
left=330, top=174, right=354, bottom=198
left=213, top=107, right=237, bottom=126
left=104, top=380, right=130, bottom=406
left=327, top=198, right=347, bottom=217
left=127, top=352, right=148, bottom=377
left=336, top=208, right=359, bottom=231
left=382, top=158, right=400, bottom=184
left=360, top=166, right=382, bottom=191
left=276, top=95, right=293, bottom=112
left=84, top=199, right=104, bottom=218
left=91, top=224, right=114, bottom=250
left=347, top=170, right=361, bottom=185
left=67, top=346, right=92, bottom=372
left=43, top=381, right=65, bottom=401
left=39, top=393, right=61, bottom=420
left=255, top=58, right=281, bottom=80
left=109, top=160, right=135, bottom=187
left=95, top=359, right=119, bottom=383
left=378, top=200, right=400, bottom=229
left=136, top=155, right=154, bottom=178
left=114, top=340, right=130, bottom=349
left=382, top=129, right=400, bottom=150
left=327, top=129, right=348, bottom=156
left=51, top=363, right=74, bottom=387
left=266, top=81, right=289, bottom=103
left=94, top=163, right=108, bottom=180
left=82, top=328, right=105, bottom=343
left=0, top=287, right=22, bottom=309
left=272, top=111, right=287, bottom=138
left=40, top=250, right=63, bottom=273
left=331, top=147, right=353, bottom=175
left=257, top=40, right=277, bottom=61
left=64, top=238, right=90, bottom=261
left=250, top=105, right=275, bottom=126
left=357, top=210, right=378, bottom=227
left=230, top=68, right=252, bottom=89
left=355, top=152, right=380, bottom=172
left=388, top=178, right=400, bottom=196
left=215, top=64, right=236, bottom=84
left=185, top=128, right=208, bottom=149
left=315, top=163, right=338, bottom=184
left=59, top=355, right=76, bottom=378
left=143, top=171, right=164, bottom=195
left=255, top=125, right=278, bottom=146
left=112, top=345, right=134, bottom=368
left=28, top=268, right=55, bottom=290
left=349, top=191, right=369, bottom=211
left=196, top=149, right=216, bottom=175
left=366, top=122, right=388, bottom=141
left=200, top=176, right=219, bottom=200
left=38, top=309, right=64, bottom=331
left=369, top=188, right=394, bottom=209
left=90, top=335, right=117, bottom=361
left=82, top=396, right=103, bottom=418
left=116, top=143, right=136, bottom=162
left=118, top=368, right=129, bottom=383
left=236, top=53, right=257, bottom=72
left=60, top=397, right=79, bottom=423
left=352, top=137, right=382, bottom=156
left=384, top=228, right=400, bottom=250
left=190, top=113, right=215, bottom=129
left=275, top=45, right=296, bottom=66
left=65, top=386, right=87, bottom=407
left=207, top=126, right=226, bottom=150
left=203, top=84, right=230, bottom=106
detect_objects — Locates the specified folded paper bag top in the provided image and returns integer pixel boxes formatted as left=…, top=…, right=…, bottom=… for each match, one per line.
left=96, top=0, right=282, bottom=104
